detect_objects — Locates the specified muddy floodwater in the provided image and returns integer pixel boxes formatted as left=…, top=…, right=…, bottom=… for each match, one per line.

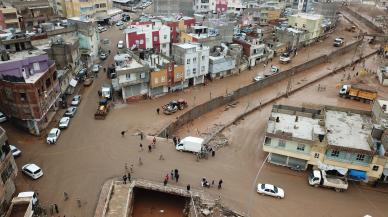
left=132, top=188, right=188, bottom=217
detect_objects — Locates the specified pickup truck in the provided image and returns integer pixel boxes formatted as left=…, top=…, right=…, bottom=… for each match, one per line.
left=333, top=37, right=345, bottom=47
left=308, top=169, right=348, bottom=192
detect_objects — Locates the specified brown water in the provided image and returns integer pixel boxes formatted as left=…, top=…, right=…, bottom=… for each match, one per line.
left=132, top=188, right=188, bottom=217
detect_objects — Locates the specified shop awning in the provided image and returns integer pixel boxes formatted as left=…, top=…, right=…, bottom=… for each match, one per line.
left=348, top=169, right=367, bottom=181
left=318, top=162, right=348, bottom=175
left=69, top=79, right=78, bottom=87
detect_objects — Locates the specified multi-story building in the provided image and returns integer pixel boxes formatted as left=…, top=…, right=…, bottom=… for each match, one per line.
left=172, top=43, right=209, bottom=87
left=112, top=53, right=150, bottom=102
left=0, top=127, right=17, bottom=216
left=125, top=21, right=171, bottom=56
left=160, top=16, right=195, bottom=44
left=208, top=44, right=236, bottom=79
left=0, top=49, right=60, bottom=135
left=287, top=13, right=323, bottom=42
left=233, top=36, right=273, bottom=67
left=146, top=53, right=185, bottom=96
left=193, top=0, right=215, bottom=13
left=0, top=5, right=20, bottom=30
left=263, top=104, right=386, bottom=183
left=64, top=0, right=111, bottom=17
left=9, top=0, right=57, bottom=30
left=257, top=5, right=281, bottom=25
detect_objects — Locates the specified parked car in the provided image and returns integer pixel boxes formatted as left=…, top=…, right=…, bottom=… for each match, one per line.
left=257, top=183, right=285, bottom=199
left=102, top=38, right=110, bottom=44
left=46, top=128, right=61, bottom=144
left=116, top=21, right=124, bottom=26
left=333, top=37, right=345, bottom=47
left=100, top=52, right=107, bottom=60
left=0, top=112, right=6, bottom=123
left=117, top=40, right=124, bottom=49
left=10, top=145, right=21, bottom=157
left=58, top=117, right=70, bottom=129
left=98, top=26, right=107, bottom=33
left=71, top=95, right=82, bottom=106
left=119, top=25, right=127, bottom=30
left=92, top=64, right=100, bottom=73
left=253, top=75, right=264, bottom=82
left=22, top=163, right=43, bottom=179
left=64, top=106, right=77, bottom=117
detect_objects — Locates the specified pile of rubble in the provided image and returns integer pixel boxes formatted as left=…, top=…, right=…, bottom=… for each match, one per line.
left=207, top=132, right=228, bottom=151
left=196, top=198, right=244, bottom=217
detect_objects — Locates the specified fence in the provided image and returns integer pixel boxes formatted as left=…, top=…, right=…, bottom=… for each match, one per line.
left=157, top=39, right=365, bottom=138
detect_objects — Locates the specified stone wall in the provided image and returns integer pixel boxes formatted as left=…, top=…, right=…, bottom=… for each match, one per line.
left=341, top=6, right=384, bottom=33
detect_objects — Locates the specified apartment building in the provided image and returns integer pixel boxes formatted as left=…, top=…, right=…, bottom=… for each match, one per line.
left=160, top=16, right=195, bottom=44
left=112, top=53, right=150, bottom=102
left=172, top=43, right=209, bottom=87
left=208, top=44, right=236, bottom=79
left=263, top=105, right=386, bottom=183
left=193, top=0, right=215, bottom=13
left=0, top=5, right=20, bottom=30
left=0, top=49, right=60, bottom=135
left=287, top=13, right=324, bottom=42
left=125, top=21, right=171, bottom=56
left=0, top=127, right=17, bottom=216
left=233, top=36, right=273, bottom=67
left=64, top=0, right=111, bottom=17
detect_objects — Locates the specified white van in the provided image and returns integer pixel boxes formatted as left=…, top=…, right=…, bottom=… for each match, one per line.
left=17, top=191, right=39, bottom=205
left=176, top=136, right=204, bottom=153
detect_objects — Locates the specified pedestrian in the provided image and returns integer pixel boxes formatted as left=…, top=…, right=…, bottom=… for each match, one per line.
left=156, top=107, right=160, bottom=115
left=104, top=68, right=106, bottom=72
left=127, top=172, right=131, bottom=182
left=174, top=169, right=178, bottom=177
left=177, top=137, right=180, bottom=144
left=63, top=192, right=69, bottom=201
left=130, top=164, right=134, bottom=173
left=139, top=143, right=143, bottom=151
left=170, top=170, right=174, bottom=180
left=159, top=154, right=165, bottom=160
left=54, top=204, right=59, bottom=214
left=109, top=50, right=111, bottom=54
left=164, top=178, right=168, bottom=186
left=212, top=180, right=215, bottom=186
left=173, top=136, right=177, bottom=145
left=175, top=173, right=179, bottom=182
left=140, top=132, right=144, bottom=140
left=138, top=157, right=143, bottom=165
left=153, top=137, right=156, bottom=144
left=212, top=149, right=215, bottom=157
left=166, top=133, right=169, bottom=140
left=123, top=174, right=127, bottom=184
left=165, top=173, right=169, bottom=181
left=187, top=184, right=191, bottom=191
left=218, top=179, right=223, bottom=189
left=148, top=144, right=152, bottom=152
left=121, top=130, right=126, bottom=137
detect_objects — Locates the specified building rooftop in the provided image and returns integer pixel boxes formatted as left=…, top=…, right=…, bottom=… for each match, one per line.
left=291, top=13, right=323, bottom=20
left=176, top=43, right=197, bottom=49
left=325, top=110, right=372, bottom=151
left=114, top=54, right=143, bottom=71
left=8, top=49, right=47, bottom=61
left=267, top=112, right=324, bottom=141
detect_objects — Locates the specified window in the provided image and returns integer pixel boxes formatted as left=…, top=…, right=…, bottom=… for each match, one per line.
left=187, top=59, right=190, bottom=64
left=135, top=40, right=140, bottom=45
left=20, top=92, right=27, bottom=102
left=193, top=57, right=197, bottom=63
left=126, top=74, right=131, bottom=79
left=330, top=150, right=339, bottom=157
left=186, top=69, right=191, bottom=74
left=356, top=154, right=365, bottom=161
left=140, top=73, right=145, bottom=79
left=373, top=165, right=379, bottom=171
left=164, top=35, right=167, bottom=39
left=278, top=140, right=285, bottom=148
left=297, top=144, right=305, bottom=151
left=33, top=62, right=40, bottom=71
left=264, top=137, right=271, bottom=145
left=163, top=44, right=167, bottom=48
left=314, top=153, right=319, bottom=158
left=1, top=163, right=13, bottom=183
left=201, top=66, right=205, bottom=72
left=154, top=77, right=159, bottom=84
left=161, top=76, right=165, bottom=82
left=140, top=40, right=144, bottom=45
left=202, top=55, right=205, bottom=61
left=154, top=36, right=158, bottom=42
left=193, top=68, right=196, bottom=74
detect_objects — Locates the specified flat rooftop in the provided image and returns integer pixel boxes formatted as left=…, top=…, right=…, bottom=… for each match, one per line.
left=291, top=13, right=323, bottom=21
left=325, top=110, right=372, bottom=151
left=114, top=54, right=143, bottom=71
left=8, top=49, right=46, bottom=61
left=176, top=43, right=197, bottom=49
left=267, top=112, right=324, bottom=141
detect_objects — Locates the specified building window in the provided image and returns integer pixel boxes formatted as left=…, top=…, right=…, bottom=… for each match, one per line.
left=163, top=44, right=167, bottom=48
left=33, top=62, right=40, bottom=71
left=126, top=74, right=131, bottom=79
left=140, top=73, right=145, bottom=79
left=140, top=40, right=144, bottom=45
left=164, top=35, right=167, bottom=39
left=193, top=68, right=196, bottom=74
left=330, top=150, right=339, bottom=157
left=264, top=137, right=271, bottom=145
left=187, top=59, right=190, bottom=64
left=314, top=153, right=319, bottom=158
left=297, top=144, right=305, bottom=151
left=154, top=36, right=158, bottom=42
left=373, top=165, right=379, bottom=171
left=202, top=55, right=205, bottom=61
left=278, top=140, right=285, bottom=148
left=356, top=154, right=365, bottom=161
left=186, top=69, right=191, bottom=74
left=193, top=57, right=197, bottom=63
left=135, top=40, right=140, bottom=44
left=20, top=92, right=27, bottom=102
left=155, top=77, right=159, bottom=84
left=1, top=163, right=13, bottom=183
left=201, top=66, right=205, bottom=72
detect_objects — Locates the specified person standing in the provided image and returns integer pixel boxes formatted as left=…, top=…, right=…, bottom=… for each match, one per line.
left=54, top=204, right=59, bottom=214
left=139, top=143, right=143, bottom=152
left=165, top=173, right=169, bottom=182
left=121, top=130, right=126, bottom=137
left=148, top=145, right=152, bottom=152
left=174, top=169, right=178, bottom=178
left=163, top=178, right=168, bottom=186
left=187, top=184, right=191, bottom=192
left=127, top=172, right=131, bottom=182
left=218, top=179, right=223, bottom=189
left=153, top=137, right=156, bottom=144
left=156, top=108, right=160, bottom=115
left=123, top=175, right=127, bottom=184
left=175, top=173, right=180, bottom=183
left=170, top=170, right=174, bottom=180
left=173, top=136, right=177, bottom=145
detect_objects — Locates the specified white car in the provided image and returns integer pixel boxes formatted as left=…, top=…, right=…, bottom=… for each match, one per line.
left=10, top=145, right=21, bottom=157
left=46, top=128, right=60, bottom=144
left=117, top=40, right=124, bottom=49
left=64, top=106, right=77, bottom=117
left=71, top=95, right=81, bottom=106
left=0, top=112, right=7, bottom=123
left=257, top=183, right=285, bottom=199
left=92, top=64, right=100, bottom=73
left=253, top=75, right=264, bottom=82
left=116, top=21, right=124, bottom=26
left=58, top=117, right=70, bottom=129
left=22, top=164, right=43, bottom=179
left=97, top=26, right=107, bottom=32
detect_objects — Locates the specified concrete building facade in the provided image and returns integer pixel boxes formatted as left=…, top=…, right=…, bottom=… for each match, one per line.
left=64, top=0, right=111, bottom=17
left=0, top=5, right=20, bottom=30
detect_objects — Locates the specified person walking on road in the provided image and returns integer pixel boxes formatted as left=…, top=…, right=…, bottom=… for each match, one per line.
left=127, top=172, right=131, bottom=182
left=173, top=136, right=177, bottom=145
left=187, top=184, right=191, bottom=192
left=170, top=170, right=174, bottom=180
left=63, top=192, right=69, bottom=201
left=218, top=179, right=223, bottom=189
left=164, top=178, right=168, bottom=186
left=140, top=132, right=144, bottom=140
left=148, top=144, right=152, bottom=152
left=153, top=137, right=156, bottom=144
left=139, top=143, right=143, bottom=152
left=175, top=173, right=180, bottom=183
left=121, top=130, right=126, bottom=137
left=156, top=108, right=160, bottom=115
left=123, top=175, right=127, bottom=184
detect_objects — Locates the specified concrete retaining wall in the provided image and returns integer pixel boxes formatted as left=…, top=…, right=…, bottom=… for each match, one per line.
left=342, top=6, right=384, bottom=33
left=158, top=39, right=364, bottom=138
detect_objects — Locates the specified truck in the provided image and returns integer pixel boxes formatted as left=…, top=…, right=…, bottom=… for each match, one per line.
left=5, top=192, right=39, bottom=217
left=333, top=37, right=345, bottom=47
left=308, top=170, right=348, bottom=192
left=339, top=84, right=377, bottom=103
left=94, top=98, right=111, bottom=120
left=176, top=136, right=204, bottom=153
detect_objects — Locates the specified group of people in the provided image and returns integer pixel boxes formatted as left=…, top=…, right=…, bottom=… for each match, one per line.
left=172, top=136, right=181, bottom=146
left=164, top=169, right=180, bottom=185
left=201, top=177, right=223, bottom=189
